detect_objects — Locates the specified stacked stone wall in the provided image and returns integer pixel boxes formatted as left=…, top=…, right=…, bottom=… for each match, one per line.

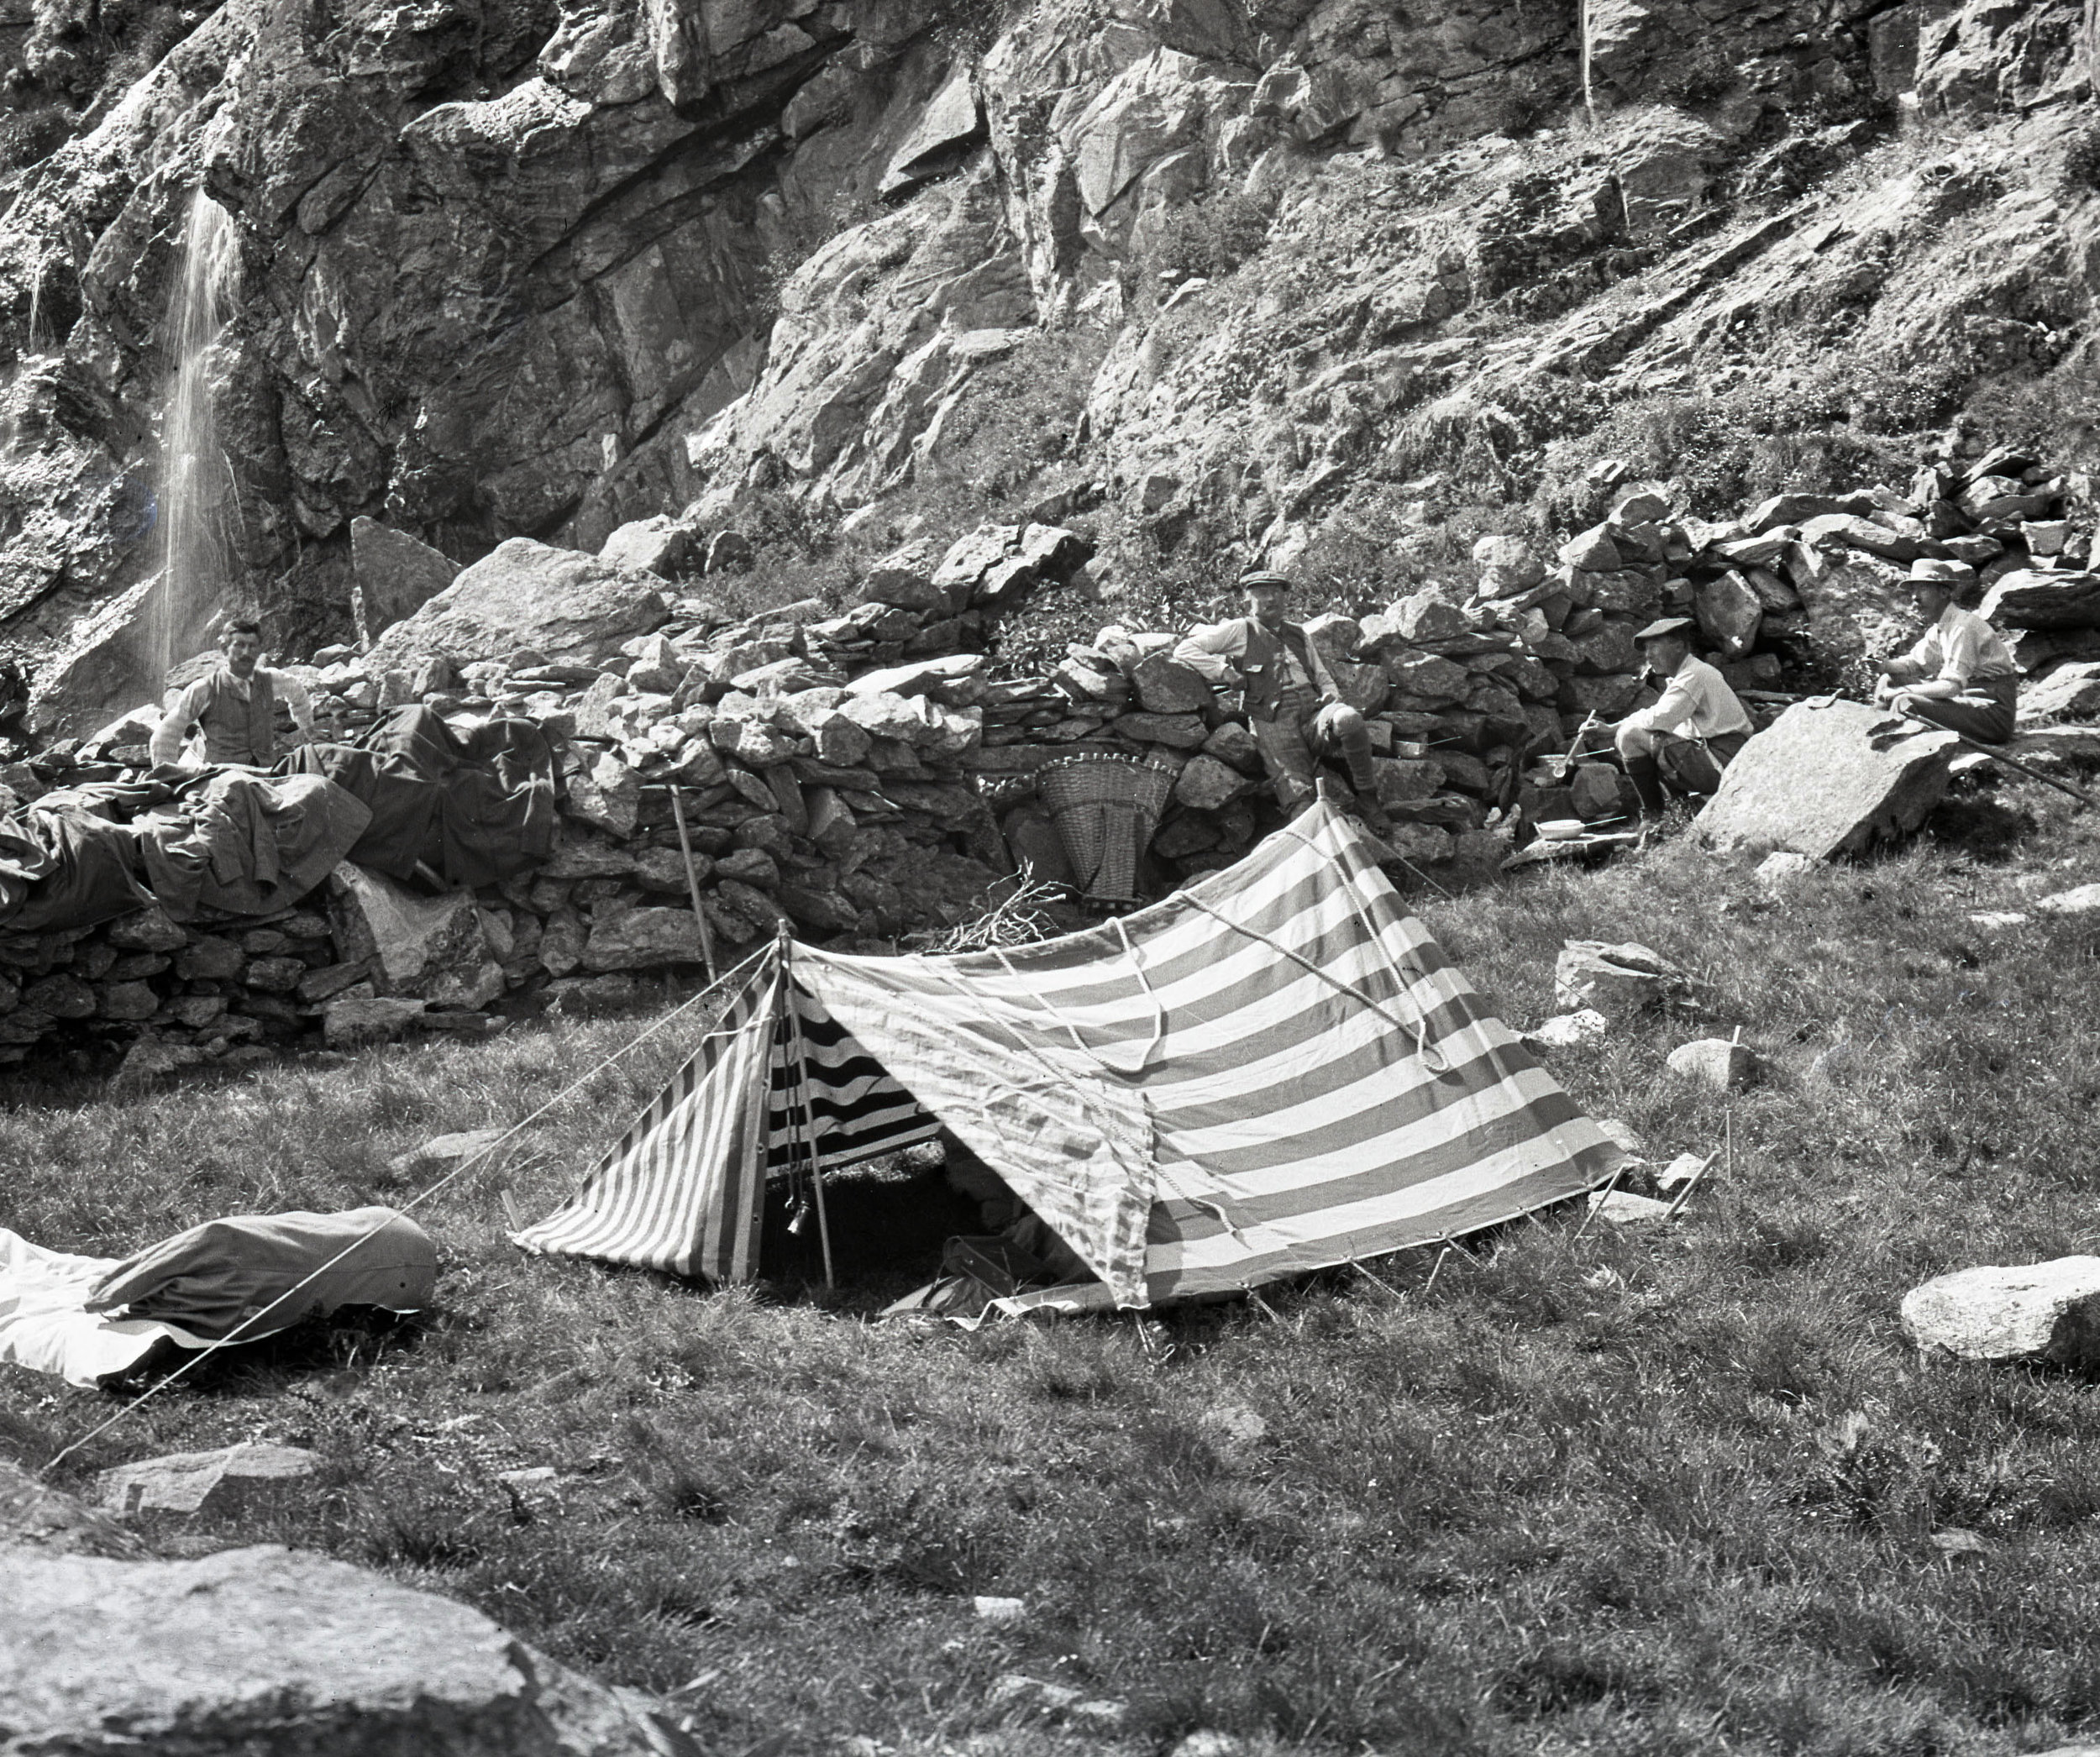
left=3, top=438, right=2093, bottom=1080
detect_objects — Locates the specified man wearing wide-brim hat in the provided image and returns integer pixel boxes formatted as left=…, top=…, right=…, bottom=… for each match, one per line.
left=1609, top=616, right=1756, bottom=816
left=1872, top=559, right=2019, bottom=744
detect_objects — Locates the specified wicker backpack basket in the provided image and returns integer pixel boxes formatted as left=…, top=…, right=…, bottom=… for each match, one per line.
left=1037, top=754, right=1178, bottom=904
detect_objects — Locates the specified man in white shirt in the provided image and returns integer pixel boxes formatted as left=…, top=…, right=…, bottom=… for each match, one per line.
left=1171, top=569, right=1380, bottom=821
left=1610, top=616, right=1756, bottom=816
left=150, top=620, right=316, bottom=769
left=1873, top=559, right=2019, bottom=743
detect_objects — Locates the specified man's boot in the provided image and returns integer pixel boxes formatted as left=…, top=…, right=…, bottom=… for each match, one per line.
left=1624, top=754, right=1667, bottom=817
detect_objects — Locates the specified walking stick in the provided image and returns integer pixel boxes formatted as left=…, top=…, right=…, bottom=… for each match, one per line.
left=1899, top=716, right=2100, bottom=810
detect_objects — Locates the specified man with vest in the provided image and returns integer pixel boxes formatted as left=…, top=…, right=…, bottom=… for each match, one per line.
left=1172, top=569, right=1381, bottom=821
left=150, top=620, right=315, bottom=769
left=1872, top=559, right=2020, bottom=743
left=1609, top=616, right=1756, bottom=816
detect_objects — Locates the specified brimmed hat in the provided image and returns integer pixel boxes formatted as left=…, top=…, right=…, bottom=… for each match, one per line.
left=1906, top=558, right=1977, bottom=589
left=1633, top=616, right=1697, bottom=642
left=1239, top=569, right=1292, bottom=590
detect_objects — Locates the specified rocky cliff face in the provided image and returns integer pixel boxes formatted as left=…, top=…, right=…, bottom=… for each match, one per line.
left=1, top=0, right=2097, bottom=732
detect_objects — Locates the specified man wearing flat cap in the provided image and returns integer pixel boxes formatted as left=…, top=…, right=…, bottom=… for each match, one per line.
left=1173, top=568, right=1382, bottom=821
left=1872, top=559, right=2019, bottom=743
left=1609, top=616, right=1756, bottom=816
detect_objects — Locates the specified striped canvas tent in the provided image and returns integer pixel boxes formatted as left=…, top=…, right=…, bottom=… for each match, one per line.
left=515, top=801, right=1620, bottom=1307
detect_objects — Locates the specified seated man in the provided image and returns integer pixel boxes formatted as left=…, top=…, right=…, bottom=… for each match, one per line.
left=1873, top=559, right=2019, bottom=743
left=1172, top=569, right=1382, bottom=823
left=150, top=620, right=314, bottom=770
left=1610, top=616, right=1756, bottom=816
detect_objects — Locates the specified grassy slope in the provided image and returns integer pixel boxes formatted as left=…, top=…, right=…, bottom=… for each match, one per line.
left=5, top=783, right=2100, bottom=1757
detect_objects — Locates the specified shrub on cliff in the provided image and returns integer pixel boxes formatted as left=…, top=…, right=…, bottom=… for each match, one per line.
left=1142, top=191, right=1274, bottom=286
left=2064, top=122, right=2100, bottom=192
left=1967, top=356, right=2100, bottom=475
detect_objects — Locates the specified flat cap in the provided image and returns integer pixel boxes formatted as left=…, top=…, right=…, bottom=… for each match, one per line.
left=1633, top=616, right=1697, bottom=642
left=1238, top=569, right=1293, bottom=590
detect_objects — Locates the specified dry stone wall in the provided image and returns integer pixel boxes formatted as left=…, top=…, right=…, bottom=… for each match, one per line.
left=4, top=424, right=2095, bottom=1080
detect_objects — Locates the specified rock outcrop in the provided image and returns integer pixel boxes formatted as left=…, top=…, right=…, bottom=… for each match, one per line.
left=0, top=1541, right=697, bottom=1754
left=3, top=0, right=2098, bottom=741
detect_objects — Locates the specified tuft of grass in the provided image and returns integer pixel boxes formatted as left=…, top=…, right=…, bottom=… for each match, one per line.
left=5, top=780, right=2100, bottom=1754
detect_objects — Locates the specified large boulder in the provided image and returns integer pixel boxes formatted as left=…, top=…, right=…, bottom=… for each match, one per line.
left=857, top=538, right=951, bottom=612
left=1553, top=940, right=1686, bottom=1017
left=929, top=522, right=1089, bottom=608
left=327, top=866, right=500, bottom=1005
left=1693, top=571, right=1761, bottom=658
left=1979, top=569, right=2100, bottom=630
left=366, top=539, right=669, bottom=674
left=0, top=1543, right=695, bottom=1755
left=1900, top=1257, right=2100, bottom=1368
left=2019, top=660, right=2100, bottom=721
left=1698, top=700, right=1956, bottom=860
left=597, top=516, right=687, bottom=578
left=1131, top=652, right=1214, bottom=714
left=349, top=517, right=459, bottom=649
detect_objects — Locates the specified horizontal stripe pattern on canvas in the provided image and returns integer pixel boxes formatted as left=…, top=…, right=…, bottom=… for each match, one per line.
left=807, top=804, right=1616, bottom=1303
left=519, top=802, right=1616, bottom=1303
left=764, top=995, right=937, bottom=1173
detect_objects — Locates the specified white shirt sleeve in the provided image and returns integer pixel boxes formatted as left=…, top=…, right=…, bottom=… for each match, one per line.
left=150, top=678, right=213, bottom=767
left=266, top=668, right=316, bottom=737
left=1623, top=669, right=1699, bottom=738
left=1169, top=621, right=1248, bottom=686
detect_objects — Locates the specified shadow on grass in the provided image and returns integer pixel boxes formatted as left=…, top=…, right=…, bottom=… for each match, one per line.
left=105, top=1306, right=433, bottom=1401
left=1924, top=793, right=2036, bottom=862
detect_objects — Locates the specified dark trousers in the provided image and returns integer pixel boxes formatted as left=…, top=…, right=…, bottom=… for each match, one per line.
left=1654, top=728, right=1748, bottom=797
left=1898, top=673, right=2018, bottom=744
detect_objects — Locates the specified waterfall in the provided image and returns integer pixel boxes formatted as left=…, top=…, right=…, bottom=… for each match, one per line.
left=24, top=249, right=46, bottom=354
left=153, top=186, right=240, bottom=680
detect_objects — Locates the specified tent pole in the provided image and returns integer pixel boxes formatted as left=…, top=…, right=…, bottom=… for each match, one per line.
left=669, top=785, right=720, bottom=983
left=778, top=927, right=835, bottom=1291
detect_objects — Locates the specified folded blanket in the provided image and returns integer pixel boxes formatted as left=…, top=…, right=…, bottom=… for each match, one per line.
left=86, top=1207, right=437, bottom=1339
left=1, top=1207, right=435, bottom=1388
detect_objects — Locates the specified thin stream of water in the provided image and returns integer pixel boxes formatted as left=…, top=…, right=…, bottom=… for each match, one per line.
left=152, top=186, right=240, bottom=681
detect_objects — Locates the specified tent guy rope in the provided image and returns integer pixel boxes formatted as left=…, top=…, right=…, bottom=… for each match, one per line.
left=39, top=948, right=769, bottom=1477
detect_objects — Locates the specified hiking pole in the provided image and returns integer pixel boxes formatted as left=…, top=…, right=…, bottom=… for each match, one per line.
left=667, top=784, right=722, bottom=981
